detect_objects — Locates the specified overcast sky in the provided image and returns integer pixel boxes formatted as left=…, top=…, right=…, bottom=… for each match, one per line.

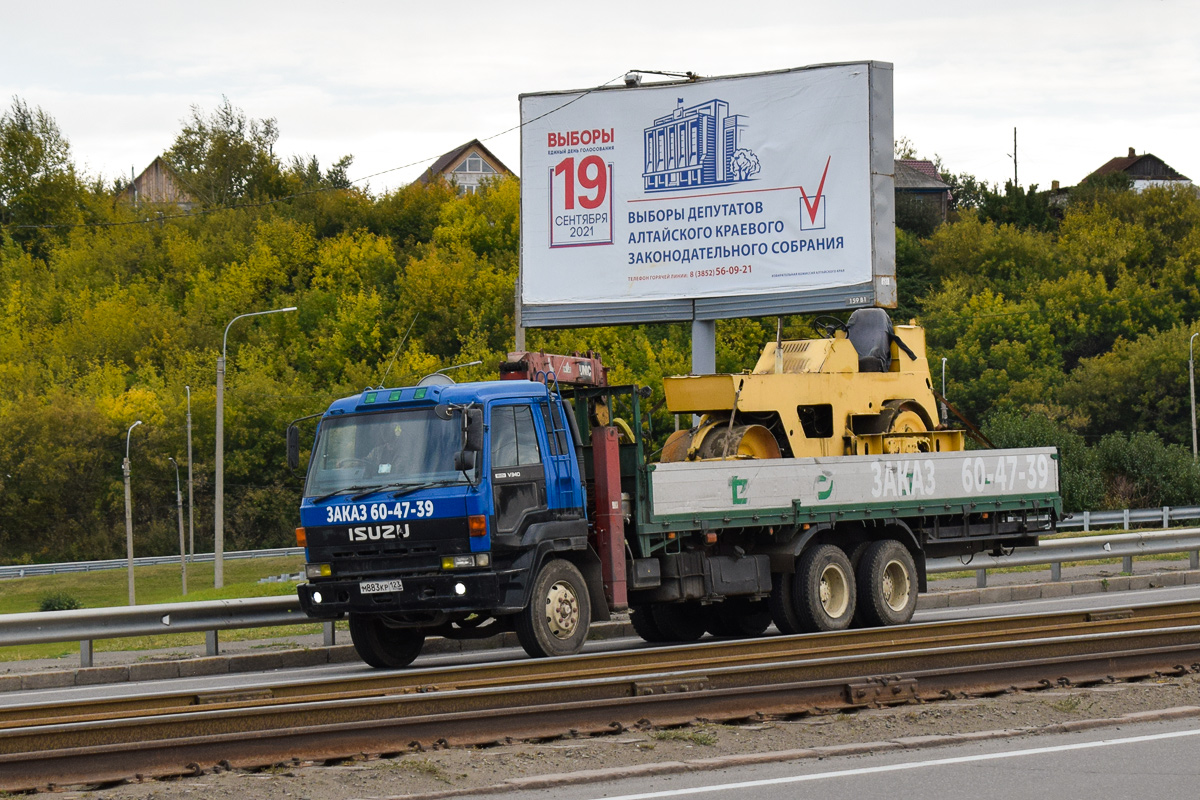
left=4, top=1, right=1198, bottom=194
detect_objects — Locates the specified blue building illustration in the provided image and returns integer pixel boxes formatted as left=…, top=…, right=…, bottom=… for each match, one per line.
left=642, top=98, right=759, bottom=192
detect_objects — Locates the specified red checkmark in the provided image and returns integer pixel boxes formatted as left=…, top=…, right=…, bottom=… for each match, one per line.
left=800, top=156, right=832, bottom=224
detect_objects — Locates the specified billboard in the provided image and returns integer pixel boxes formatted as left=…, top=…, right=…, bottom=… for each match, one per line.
left=518, top=62, right=895, bottom=328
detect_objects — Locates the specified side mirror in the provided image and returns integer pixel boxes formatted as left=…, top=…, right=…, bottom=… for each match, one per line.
left=463, top=408, right=484, bottom=452
left=286, top=424, right=301, bottom=471
left=454, top=450, right=477, bottom=472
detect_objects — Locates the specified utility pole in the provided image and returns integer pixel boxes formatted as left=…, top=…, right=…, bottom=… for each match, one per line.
left=1012, top=127, right=1018, bottom=187
left=185, top=386, right=194, bottom=563
left=1190, top=333, right=1198, bottom=461
left=169, top=457, right=187, bottom=594
left=123, top=420, right=142, bottom=605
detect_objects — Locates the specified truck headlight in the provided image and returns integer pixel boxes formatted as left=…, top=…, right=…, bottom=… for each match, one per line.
left=442, top=554, right=477, bottom=570
left=306, top=563, right=332, bottom=579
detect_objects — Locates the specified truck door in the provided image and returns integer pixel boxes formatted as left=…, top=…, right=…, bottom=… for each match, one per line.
left=490, top=404, right=546, bottom=535
left=539, top=400, right=582, bottom=512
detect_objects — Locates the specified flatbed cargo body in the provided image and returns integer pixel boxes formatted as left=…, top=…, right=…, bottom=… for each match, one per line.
left=644, top=447, right=1058, bottom=540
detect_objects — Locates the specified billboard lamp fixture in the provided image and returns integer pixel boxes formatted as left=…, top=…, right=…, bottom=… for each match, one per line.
left=627, top=69, right=700, bottom=83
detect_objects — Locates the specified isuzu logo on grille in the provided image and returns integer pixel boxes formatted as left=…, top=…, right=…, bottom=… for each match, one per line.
left=348, top=523, right=410, bottom=542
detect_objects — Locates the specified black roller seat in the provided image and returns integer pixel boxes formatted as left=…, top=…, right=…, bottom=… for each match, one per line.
left=846, top=308, right=895, bottom=372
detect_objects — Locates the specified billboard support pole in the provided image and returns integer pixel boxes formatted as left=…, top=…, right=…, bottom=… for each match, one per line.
left=514, top=266, right=525, bottom=351
left=691, top=319, right=715, bottom=375
left=691, top=318, right=716, bottom=426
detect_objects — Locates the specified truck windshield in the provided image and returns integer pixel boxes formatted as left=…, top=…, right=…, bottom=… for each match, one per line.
left=304, top=408, right=468, bottom=498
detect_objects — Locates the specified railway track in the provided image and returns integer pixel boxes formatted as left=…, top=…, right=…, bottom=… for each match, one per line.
left=3, top=599, right=1200, bottom=791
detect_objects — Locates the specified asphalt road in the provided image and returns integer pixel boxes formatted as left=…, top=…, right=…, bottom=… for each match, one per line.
left=449, top=718, right=1200, bottom=800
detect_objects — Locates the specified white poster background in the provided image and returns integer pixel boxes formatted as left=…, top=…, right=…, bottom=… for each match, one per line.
left=520, top=64, right=880, bottom=308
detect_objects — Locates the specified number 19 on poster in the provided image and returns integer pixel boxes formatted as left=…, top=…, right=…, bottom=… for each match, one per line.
left=549, top=156, right=613, bottom=248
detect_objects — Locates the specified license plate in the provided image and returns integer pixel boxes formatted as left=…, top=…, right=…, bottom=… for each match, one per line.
left=360, top=578, right=404, bottom=594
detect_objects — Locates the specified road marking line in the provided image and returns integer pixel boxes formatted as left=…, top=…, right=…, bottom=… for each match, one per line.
left=590, top=727, right=1200, bottom=800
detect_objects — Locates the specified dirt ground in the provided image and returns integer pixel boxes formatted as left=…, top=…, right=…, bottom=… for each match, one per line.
left=57, top=672, right=1200, bottom=800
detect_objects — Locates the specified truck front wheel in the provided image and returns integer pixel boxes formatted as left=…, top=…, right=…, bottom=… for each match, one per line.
left=794, top=544, right=856, bottom=632
left=856, top=540, right=918, bottom=627
left=516, top=559, right=591, bottom=658
left=348, top=614, right=425, bottom=668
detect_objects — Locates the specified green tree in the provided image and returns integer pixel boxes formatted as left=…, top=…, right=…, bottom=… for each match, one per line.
left=923, top=211, right=1059, bottom=296
left=978, top=181, right=1055, bottom=232
left=1057, top=325, right=1196, bottom=445
left=894, top=227, right=933, bottom=322
left=164, top=97, right=286, bottom=205
left=0, top=98, right=87, bottom=255
left=922, top=285, right=1063, bottom=423
left=940, top=171, right=992, bottom=212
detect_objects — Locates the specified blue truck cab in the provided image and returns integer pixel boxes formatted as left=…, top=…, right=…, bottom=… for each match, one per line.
left=293, top=379, right=609, bottom=668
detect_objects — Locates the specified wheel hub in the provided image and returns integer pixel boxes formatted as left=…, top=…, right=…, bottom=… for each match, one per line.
left=882, top=560, right=911, bottom=611
left=818, top=565, right=849, bottom=618
left=545, top=580, right=579, bottom=639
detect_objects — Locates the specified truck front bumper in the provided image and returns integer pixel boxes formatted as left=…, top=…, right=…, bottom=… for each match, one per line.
left=297, top=570, right=508, bottom=619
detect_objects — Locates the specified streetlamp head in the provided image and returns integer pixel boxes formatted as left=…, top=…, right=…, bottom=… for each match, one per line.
left=125, top=420, right=142, bottom=460
left=223, top=306, right=300, bottom=357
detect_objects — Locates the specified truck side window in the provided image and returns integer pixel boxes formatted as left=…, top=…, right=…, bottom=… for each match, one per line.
left=492, top=406, right=542, bottom=468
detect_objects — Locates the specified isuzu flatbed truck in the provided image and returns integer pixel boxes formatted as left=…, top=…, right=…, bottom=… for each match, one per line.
left=292, top=313, right=1061, bottom=668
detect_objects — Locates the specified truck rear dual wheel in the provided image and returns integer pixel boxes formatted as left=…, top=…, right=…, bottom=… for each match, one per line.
left=705, top=599, right=772, bottom=638
left=856, top=540, right=918, bottom=627
left=515, top=559, right=592, bottom=658
left=650, top=602, right=707, bottom=642
left=630, top=605, right=668, bottom=643
left=348, top=614, right=425, bottom=669
left=771, top=544, right=857, bottom=633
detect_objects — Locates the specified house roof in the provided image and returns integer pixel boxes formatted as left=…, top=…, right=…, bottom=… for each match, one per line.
left=1092, top=147, right=1189, bottom=181
left=894, top=160, right=949, bottom=191
left=416, top=139, right=513, bottom=184
left=116, top=155, right=197, bottom=205
left=897, top=159, right=942, bottom=181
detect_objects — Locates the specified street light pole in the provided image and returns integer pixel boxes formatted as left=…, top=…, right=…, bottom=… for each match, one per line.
left=185, top=385, right=194, bottom=563
left=123, top=420, right=142, bottom=606
left=1190, top=333, right=1198, bottom=462
left=169, top=457, right=187, bottom=595
left=940, top=357, right=948, bottom=426
left=215, top=306, right=298, bottom=588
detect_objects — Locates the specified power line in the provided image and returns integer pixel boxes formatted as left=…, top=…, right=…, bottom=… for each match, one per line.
left=5, top=73, right=629, bottom=232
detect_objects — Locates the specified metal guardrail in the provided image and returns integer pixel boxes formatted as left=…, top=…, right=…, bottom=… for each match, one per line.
left=5, top=528, right=1200, bottom=669
left=0, top=547, right=304, bottom=579
left=1059, top=505, right=1200, bottom=531
left=927, top=527, right=1200, bottom=588
left=0, top=595, right=318, bottom=668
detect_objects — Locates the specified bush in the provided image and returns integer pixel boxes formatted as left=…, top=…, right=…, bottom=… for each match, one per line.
left=38, top=592, right=81, bottom=612
left=981, top=410, right=1103, bottom=512
left=1094, top=431, right=1200, bottom=508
